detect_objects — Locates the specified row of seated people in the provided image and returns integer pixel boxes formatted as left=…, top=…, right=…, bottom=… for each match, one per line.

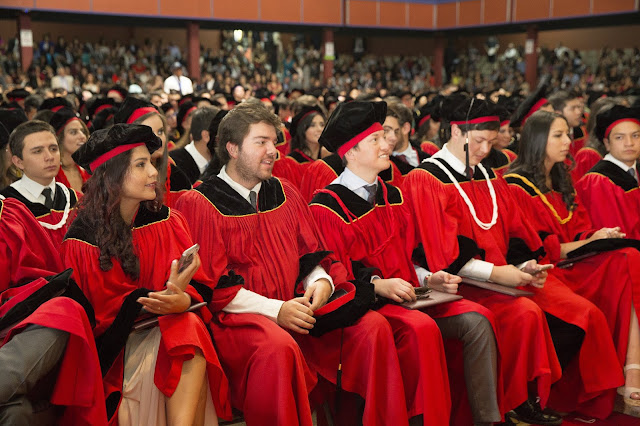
left=0, top=91, right=639, bottom=426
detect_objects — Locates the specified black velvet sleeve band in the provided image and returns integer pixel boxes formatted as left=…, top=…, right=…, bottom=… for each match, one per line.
left=215, top=270, right=245, bottom=289
left=296, top=250, right=333, bottom=285
left=190, top=280, right=213, bottom=303
left=506, top=237, right=545, bottom=265
left=445, top=236, right=484, bottom=275
left=96, top=288, right=151, bottom=376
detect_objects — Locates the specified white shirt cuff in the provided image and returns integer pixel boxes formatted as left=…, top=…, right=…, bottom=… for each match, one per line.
left=459, top=258, right=494, bottom=281
left=222, top=288, right=285, bottom=323
left=302, top=265, right=335, bottom=294
left=414, top=265, right=432, bottom=287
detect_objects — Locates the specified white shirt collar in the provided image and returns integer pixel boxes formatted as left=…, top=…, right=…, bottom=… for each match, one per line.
left=604, top=153, right=637, bottom=173
left=431, top=143, right=473, bottom=176
left=10, top=174, right=56, bottom=204
left=184, top=141, right=209, bottom=174
left=393, top=143, right=419, bottom=167
left=332, top=167, right=377, bottom=202
left=217, top=165, right=262, bottom=204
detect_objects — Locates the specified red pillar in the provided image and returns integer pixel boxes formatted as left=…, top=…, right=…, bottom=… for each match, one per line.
left=17, top=12, right=33, bottom=72
left=322, top=28, right=335, bottom=86
left=433, top=35, right=444, bottom=87
left=525, top=25, right=538, bottom=90
left=187, top=21, right=201, bottom=83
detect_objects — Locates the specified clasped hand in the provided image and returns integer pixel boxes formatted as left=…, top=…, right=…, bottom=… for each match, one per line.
left=277, top=279, right=332, bottom=334
left=136, top=254, right=202, bottom=315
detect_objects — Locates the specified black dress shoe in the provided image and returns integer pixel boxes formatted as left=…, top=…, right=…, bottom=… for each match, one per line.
left=509, top=397, right=563, bottom=425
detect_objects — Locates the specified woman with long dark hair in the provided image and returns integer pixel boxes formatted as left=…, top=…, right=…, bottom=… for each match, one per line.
left=114, top=96, right=192, bottom=208
left=288, top=106, right=326, bottom=163
left=62, top=124, right=231, bottom=425
left=50, top=107, right=90, bottom=193
left=506, top=110, right=640, bottom=409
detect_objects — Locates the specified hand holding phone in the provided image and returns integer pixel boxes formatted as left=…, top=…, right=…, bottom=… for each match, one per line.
left=178, top=244, right=200, bottom=273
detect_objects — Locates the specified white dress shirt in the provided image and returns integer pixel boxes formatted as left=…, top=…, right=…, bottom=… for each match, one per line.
left=604, top=153, right=637, bottom=178
left=333, top=167, right=432, bottom=286
left=184, top=141, right=209, bottom=175
left=10, top=175, right=57, bottom=206
left=163, top=74, right=194, bottom=95
left=218, top=166, right=334, bottom=322
left=430, top=144, right=495, bottom=281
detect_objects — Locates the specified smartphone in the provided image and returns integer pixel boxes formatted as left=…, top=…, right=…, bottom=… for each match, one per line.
left=178, top=244, right=200, bottom=273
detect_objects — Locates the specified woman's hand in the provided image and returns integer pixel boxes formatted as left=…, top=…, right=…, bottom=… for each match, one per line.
left=426, top=271, right=461, bottom=294
left=591, top=226, right=625, bottom=241
left=137, top=282, right=192, bottom=315
left=166, top=253, right=202, bottom=294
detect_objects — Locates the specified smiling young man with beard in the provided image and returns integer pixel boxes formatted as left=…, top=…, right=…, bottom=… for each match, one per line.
left=176, top=102, right=409, bottom=426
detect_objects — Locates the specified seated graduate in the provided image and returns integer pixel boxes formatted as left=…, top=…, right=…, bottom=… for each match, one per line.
left=62, top=124, right=231, bottom=425
left=385, top=102, right=429, bottom=175
left=507, top=109, right=640, bottom=410
left=414, top=96, right=443, bottom=156
left=0, top=195, right=106, bottom=425
left=0, top=120, right=77, bottom=247
left=49, top=107, right=90, bottom=194
left=169, top=105, right=214, bottom=184
left=480, top=104, right=517, bottom=177
left=113, top=96, right=192, bottom=208
left=575, top=104, right=640, bottom=239
left=0, top=108, right=28, bottom=191
left=175, top=102, right=411, bottom=426
left=309, top=101, right=501, bottom=426
left=403, top=94, right=573, bottom=426
left=570, top=97, right=620, bottom=182
left=298, top=107, right=405, bottom=201
left=287, top=105, right=326, bottom=164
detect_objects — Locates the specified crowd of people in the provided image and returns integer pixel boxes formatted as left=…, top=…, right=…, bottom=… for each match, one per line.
left=1, top=27, right=640, bottom=426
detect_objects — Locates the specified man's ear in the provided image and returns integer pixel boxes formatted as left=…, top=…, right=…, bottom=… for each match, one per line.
left=12, top=155, right=24, bottom=171
left=402, top=122, right=411, bottom=136
left=201, top=130, right=210, bottom=143
left=603, top=137, right=611, bottom=153
left=226, top=141, right=239, bottom=159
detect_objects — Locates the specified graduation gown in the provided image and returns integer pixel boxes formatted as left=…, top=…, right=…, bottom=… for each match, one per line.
left=0, top=198, right=107, bottom=425
left=575, top=159, right=640, bottom=239
left=310, top=181, right=505, bottom=425
left=175, top=177, right=409, bottom=426
left=481, top=148, right=517, bottom=177
left=390, top=144, right=430, bottom=176
left=271, top=151, right=305, bottom=189
left=569, top=126, right=587, bottom=157
left=571, top=147, right=602, bottom=183
left=420, top=140, right=440, bottom=156
left=61, top=205, right=232, bottom=424
left=506, top=172, right=634, bottom=417
left=403, top=159, right=563, bottom=414
left=299, top=152, right=404, bottom=202
left=169, top=147, right=200, bottom=185
left=164, top=159, right=192, bottom=209
left=55, top=164, right=90, bottom=193
left=0, top=182, right=78, bottom=248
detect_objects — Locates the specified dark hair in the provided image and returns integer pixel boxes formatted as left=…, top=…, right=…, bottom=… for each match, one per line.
left=548, top=90, right=580, bottom=112
left=585, top=98, right=619, bottom=155
left=290, top=111, right=325, bottom=155
left=508, top=111, right=576, bottom=211
left=189, top=106, right=220, bottom=142
left=9, top=120, right=56, bottom=160
left=386, top=102, right=413, bottom=127
left=75, top=149, right=164, bottom=279
left=216, top=102, right=281, bottom=166
left=24, top=94, right=44, bottom=112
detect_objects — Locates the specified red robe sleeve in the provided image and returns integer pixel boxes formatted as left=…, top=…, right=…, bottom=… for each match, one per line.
left=0, top=198, right=63, bottom=291
left=571, top=148, right=601, bottom=182
left=300, top=159, right=339, bottom=202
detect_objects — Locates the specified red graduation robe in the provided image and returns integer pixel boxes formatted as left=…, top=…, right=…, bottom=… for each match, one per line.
left=571, top=147, right=602, bottom=183
left=506, top=172, right=629, bottom=417
left=271, top=151, right=306, bottom=189
left=569, top=126, right=587, bottom=157
left=299, top=152, right=404, bottom=202
left=310, top=181, right=506, bottom=425
left=175, top=177, right=409, bottom=426
left=420, top=140, right=440, bottom=156
left=0, top=198, right=107, bottom=425
left=403, top=159, right=562, bottom=414
left=164, top=159, right=193, bottom=208
left=61, top=205, right=232, bottom=424
left=481, top=148, right=517, bottom=178
left=575, top=159, right=640, bottom=239
left=55, top=164, right=90, bottom=193
left=0, top=182, right=78, bottom=248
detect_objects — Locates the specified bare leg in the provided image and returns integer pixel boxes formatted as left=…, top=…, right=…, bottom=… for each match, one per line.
left=625, top=306, right=640, bottom=400
left=192, top=375, right=216, bottom=426
left=165, top=349, right=212, bottom=426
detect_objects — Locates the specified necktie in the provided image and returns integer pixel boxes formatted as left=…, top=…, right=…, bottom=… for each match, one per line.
left=628, top=168, right=638, bottom=185
left=177, top=76, right=182, bottom=95
left=396, top=154, right=408, bottom=164
left=364, top=184, right=377, bottom=205
left=249, top=190, right=257, bottom=210
left=42, top=187, right=54, bottom=209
